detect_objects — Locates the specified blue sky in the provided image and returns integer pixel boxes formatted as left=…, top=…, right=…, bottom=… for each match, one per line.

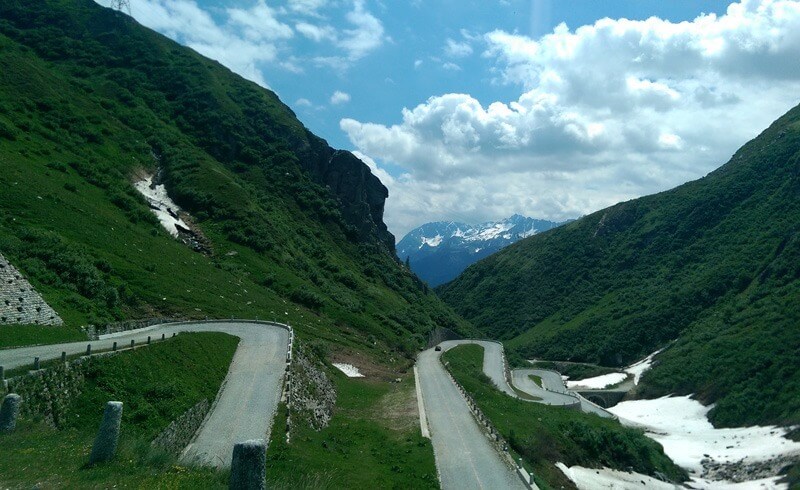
left=104, top=0, right=800, bottom=238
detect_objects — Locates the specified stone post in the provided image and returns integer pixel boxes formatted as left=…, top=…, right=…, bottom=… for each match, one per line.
left=86, top=344, right=92, bottom=356
left=0, top=393, right=22, bottom=433
left=61, top=351, right=66, bottom=363
left=130, top=339, right=135, bottom=349
left=147, top=336, right=151, bottom=345
left=161, top=333, right=165, bottom=341
left=229, top=439, right=266, bottom=490
left=89, top=401, right=123, bottom=464
left=33, top=357, right=40, bottom=370
left=113, top=342, right=117, bottom=352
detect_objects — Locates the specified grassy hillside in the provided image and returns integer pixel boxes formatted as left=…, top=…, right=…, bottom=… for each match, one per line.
left=0, top=0, right=473, bottom=359
left=439, top=103, right=800, bottom=427
left=442, top=344, right=686, bottom=488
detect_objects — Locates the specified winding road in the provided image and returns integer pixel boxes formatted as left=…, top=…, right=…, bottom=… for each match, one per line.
left=417, top=339, right=621, bottom=489
left=0, top=321, right=290, bottom=468
left=417, top=342, right=526, bottom=490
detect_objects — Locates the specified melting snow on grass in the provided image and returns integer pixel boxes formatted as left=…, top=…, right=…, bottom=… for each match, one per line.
left=332, top=363, right=364, bottom=378
left=134, top=176, right=188, bottom=237
left=609, top=395, right=800, bottom=488
left=566, top=372, right=627, bottom=390
left=556, top=462, right=680, bottom=489
left=624, top=348, right=663, bottom=385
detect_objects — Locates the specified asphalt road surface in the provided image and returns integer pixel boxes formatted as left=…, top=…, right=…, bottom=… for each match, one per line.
left=417, top=345, right=526, bottom=490
left=511, top=369, right=580, bottom=407
left=0, top=321, right=289, bottom=467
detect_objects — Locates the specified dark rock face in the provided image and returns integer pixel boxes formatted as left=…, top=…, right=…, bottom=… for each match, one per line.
left=299, top=136, right=394, bottom=253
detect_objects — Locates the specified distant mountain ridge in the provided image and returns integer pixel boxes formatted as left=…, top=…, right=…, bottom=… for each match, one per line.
left=397, top=215, right=567, bottom=286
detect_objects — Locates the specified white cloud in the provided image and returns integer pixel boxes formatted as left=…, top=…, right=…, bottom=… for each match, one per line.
left=414, top=59, right=423, bottom=69
left=442, top=62, right=462, bottom=71
left=295, top=22, right=337, bottom=42
left=330, top=90, right=351, bottom=105
left=287, top=0, right=328, bottom=14
left=342, top=0, right=800, bottom=237
left=444, top=38, right=473, bottom=58
left=113, top=0, right=386, bottom=87
left=295, top=98, right=313, bottom=107
left=227, top=1, right=293, bottom=42
left=337, top=0, right=387, bottom=61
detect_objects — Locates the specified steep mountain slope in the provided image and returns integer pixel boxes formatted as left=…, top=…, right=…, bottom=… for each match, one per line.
left=0, top=0, right=473, bottom=356
left=439, top=103, right=800, bottom=427
left=397, top=215, right=565, bottom=286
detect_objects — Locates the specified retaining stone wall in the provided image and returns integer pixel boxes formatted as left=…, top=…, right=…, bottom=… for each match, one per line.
left=287, top=342, right=335, bottom=431
left=0, top=253, right=63, bottom=326
left=5, top=356, right=94, bottom=428
left=152, top=399, right=211, bottom=455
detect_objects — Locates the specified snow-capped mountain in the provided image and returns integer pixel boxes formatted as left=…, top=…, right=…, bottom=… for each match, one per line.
left=397, top=214, right=568, bottom=286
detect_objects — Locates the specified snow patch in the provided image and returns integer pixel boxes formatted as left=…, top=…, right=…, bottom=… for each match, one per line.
left=609, top=395, right=800, bottom=487
left=475, top=222, right=512, bottom=240
left=134, top=176, right=189, bottom=237
left=566, top=372, right=627, bottom=390
left=332, top=363, right=364, bottom=378
left=420, top=234, right=443, bottom=248
left=556, top=462, right=680, bottom=489
left=520, top=227, right=538, bottom=238
left=624, top=348, right=663, bottom=385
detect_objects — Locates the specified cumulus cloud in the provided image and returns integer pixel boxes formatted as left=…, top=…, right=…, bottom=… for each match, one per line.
left=342, top=0, right=800, bottom=237
left=330, top=91, right=351, bottom=105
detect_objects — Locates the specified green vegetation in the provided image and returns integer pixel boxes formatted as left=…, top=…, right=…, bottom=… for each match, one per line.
left=442, top=344, right=686, bottom=488
left=528, top=374, right=543, bottom=387
left=266, top=374, right=437, bottom=489
left=0, top=332, right=237, bottom=488
left=0, top=0, right=472, bottom=359
left=530, top=361, right=619, bottom=381
left=64, top=332, right=239, bottom=438
left=0, top=324, right=86, bottom=349
left=439, top=104, right=800, bottom=427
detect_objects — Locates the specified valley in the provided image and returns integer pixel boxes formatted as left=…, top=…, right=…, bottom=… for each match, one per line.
left=1, top=0, right=799, bottom=488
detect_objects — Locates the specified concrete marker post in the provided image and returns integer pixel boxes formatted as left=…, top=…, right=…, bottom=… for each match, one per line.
left=229, top=439, right=266, bottom=490
left=33, top=357, right=40, bottom=370
left=161, top=333, right=165, bottom=341
left=147, top=336, right=151, bottom=345
left=86, top=344, right=92, bottom=356
left=130, top=339, right=135, bottom=349
left=113, top=342, right=117, bottom=352
left=61, top=351, right=66, bottom=363
left=89, top=401, right=123, bottom=464
left=0, top=393, right=22, bottom=433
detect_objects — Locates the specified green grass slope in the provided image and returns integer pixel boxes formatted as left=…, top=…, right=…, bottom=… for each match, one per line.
left=0, top=0, right=473, bottom=358
left=439, top=103, right=800, bottom=427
